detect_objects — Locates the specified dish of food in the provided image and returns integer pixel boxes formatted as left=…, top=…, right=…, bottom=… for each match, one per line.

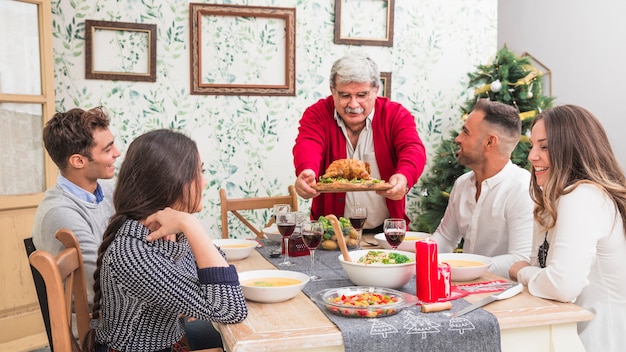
left=357, top=250, right=414, bottom=264
left=262, top=224, right=282, bottom=243
left=312, top=181, right=393, bottom=193
left=312, top=286, right=417, bottom=318
left=438, top=253, right=492, bottom=281
left=339, top=250, right=416, bottom=288
left=318, top=215, right=358, bottom=250
left=238, top=269, right=310, bottom=303
left=313, top=158, right=392, bottom=193
left=212, top=239, right=257, bottom=261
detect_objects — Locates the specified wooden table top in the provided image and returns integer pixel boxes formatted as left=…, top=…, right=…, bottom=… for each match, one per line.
left=216, top=235, right=594, bottom=352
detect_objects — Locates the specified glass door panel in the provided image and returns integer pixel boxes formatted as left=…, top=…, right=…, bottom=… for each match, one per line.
left=0, top=103, right=45, bottom=195
left=0, top=0, right=42, bottom=95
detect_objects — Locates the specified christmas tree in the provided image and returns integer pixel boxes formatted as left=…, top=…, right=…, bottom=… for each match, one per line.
left=415, top=47, right=554, bottom=233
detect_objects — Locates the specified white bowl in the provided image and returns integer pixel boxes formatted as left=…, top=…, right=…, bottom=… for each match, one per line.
left=438, top=253, right=492, bottom=282
left=262, top=225, right=283, bottom=243
left=213, top=239, right=257, bottom=261
left=238, top=269, right=310, bottom=303
left=338, top=249, right=416, bottom=289
left=374, top=232, right=430, bottom=252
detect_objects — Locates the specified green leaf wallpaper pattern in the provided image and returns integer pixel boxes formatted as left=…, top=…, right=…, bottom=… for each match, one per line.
left=51, top=0, right=497, bottom=238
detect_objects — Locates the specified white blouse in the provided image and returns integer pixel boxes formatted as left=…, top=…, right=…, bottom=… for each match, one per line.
left=517, top=183, right=626, bottom=351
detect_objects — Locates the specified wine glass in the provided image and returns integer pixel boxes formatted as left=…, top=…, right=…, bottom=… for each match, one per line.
left=301, top=221, right=323, bottom=281
left=383, top=218, right=406, bottom=251
left=348, top=204, right=367, bottom=250
left=277, top=211, right=296, bottom=266
left=272, top=204, right=291, bottom=223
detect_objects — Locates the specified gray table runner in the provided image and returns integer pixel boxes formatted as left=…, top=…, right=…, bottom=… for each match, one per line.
left=252, top=240, right=501, bottom=352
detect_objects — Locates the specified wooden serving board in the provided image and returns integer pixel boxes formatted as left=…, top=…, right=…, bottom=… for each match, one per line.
left=313, top=182, right=393, bottom=193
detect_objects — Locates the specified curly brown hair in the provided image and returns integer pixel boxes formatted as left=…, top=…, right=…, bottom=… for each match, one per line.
left=43, top=107, right=110, bottom=170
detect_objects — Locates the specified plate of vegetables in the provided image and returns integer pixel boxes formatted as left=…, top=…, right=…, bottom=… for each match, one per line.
left=312, top=286, right=418, bottom=318
left=318, top=215, right=359, bottom=250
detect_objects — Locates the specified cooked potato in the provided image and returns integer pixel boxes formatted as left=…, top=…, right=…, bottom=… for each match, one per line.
left=321, top=240, right=338, bottom=250
left=348, top=228, right=358, bottom=239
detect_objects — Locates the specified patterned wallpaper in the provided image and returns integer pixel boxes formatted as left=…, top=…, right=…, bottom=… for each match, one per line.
left=51, top=0, right=497, bottom=237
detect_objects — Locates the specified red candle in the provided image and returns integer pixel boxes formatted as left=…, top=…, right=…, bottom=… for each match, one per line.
left=416, top=239, right=439, bottom=303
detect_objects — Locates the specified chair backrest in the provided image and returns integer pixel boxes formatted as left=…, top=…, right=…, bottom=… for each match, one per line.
left=28, top=229, right=91, bottom=352
left=24, top=237, right=54, bottom=351
left=220, top=185, right=299, bottom=239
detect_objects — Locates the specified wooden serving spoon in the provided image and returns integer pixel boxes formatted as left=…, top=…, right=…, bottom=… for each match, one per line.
left=326, top=214, right=351, bottom=262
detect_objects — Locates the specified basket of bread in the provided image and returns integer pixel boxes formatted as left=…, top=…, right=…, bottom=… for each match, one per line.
left=318, top=215, right=359, bottom=250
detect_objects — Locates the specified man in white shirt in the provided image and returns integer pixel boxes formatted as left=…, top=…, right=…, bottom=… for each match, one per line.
left=430, top=99, right=532, bottom=278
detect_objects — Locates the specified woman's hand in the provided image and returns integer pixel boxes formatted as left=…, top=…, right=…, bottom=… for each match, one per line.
left=144, top=207, right=196, bottom=242
left=509, top=261, right=530, bottom=281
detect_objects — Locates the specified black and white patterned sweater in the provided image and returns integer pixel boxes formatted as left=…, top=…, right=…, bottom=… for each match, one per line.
left=95, top=219, right=248, bottom=352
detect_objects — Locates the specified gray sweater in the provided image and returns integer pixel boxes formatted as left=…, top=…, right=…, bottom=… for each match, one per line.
left=95, top=220, right=248, bottom=351
left=32, top=181, right=114, bottom=300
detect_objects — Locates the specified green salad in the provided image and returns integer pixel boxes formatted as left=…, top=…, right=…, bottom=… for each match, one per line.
left=357, top=250, right=413, bottom=265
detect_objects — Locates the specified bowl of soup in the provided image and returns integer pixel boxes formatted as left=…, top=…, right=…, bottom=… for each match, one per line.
left=213, top=239, right=258, bottom=261
left=238, top=269, right=310, bottom=303
left=262, top=224, right=283, bottom=243
left=438, top=253, right=492, bottom=281
left=374, top=232, right=429, bottom=252
left=338, top=250, right=416, bottom=289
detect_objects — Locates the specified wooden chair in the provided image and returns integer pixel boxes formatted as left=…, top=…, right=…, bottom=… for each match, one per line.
left=28, top=228, right=90, bottom=352
left=24, top=237, right=54, bottom=351
left=220, top=185, right=299, bottom=239
left=28, top=229, right=224, bottom=352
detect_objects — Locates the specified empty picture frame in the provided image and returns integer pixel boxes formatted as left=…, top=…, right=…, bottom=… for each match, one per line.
left=379, top=71, right=391, bottom=98
left=189, top=3, right=296, bottom=96
left=85, top=20, right=156, bottom=82
left=522, top=52, right=553, bottom=97
left=334, top=0, right=395, bottom=46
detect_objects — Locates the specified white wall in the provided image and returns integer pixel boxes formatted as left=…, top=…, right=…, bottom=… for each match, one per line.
left=498, top=0, right=626, bottom=168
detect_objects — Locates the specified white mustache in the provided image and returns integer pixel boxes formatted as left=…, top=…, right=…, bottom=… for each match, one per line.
left=345, top=107, right=364, bottom=114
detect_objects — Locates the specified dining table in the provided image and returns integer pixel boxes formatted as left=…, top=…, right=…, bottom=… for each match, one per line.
left=214, top=234, right=593, bottom=352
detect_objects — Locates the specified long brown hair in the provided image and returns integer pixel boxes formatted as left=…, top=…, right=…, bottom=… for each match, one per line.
left=530, top=105, right=626, bottom=232
left=83, top=129, right=203, bottom=351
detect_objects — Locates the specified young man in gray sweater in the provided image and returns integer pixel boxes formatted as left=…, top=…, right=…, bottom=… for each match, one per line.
left=32, top=107, right=120, bottom=300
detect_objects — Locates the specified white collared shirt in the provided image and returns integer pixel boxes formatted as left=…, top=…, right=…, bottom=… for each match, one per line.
left=431, top=161, right=533, bottom=277
left=335, top=109, right=389, bottom=229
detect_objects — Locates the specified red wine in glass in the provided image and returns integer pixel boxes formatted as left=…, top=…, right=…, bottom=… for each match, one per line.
left=302, top=231, right=322, bottom=249
left=349, top=217, right=366, bottom=230
left=277, top=212, right=296, bottom=266
left=301, top=221, right=323, bottom=281
left=384, top=229, right=406, bottom=249
left=277, top=223, right=296, bottom=238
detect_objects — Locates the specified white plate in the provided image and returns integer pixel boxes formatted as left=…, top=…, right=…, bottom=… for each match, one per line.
left=262, top=224, right=283, bottom=243
left=238, top=269, right=309, bottom=303
left=374, top=231, right=430, bottom=252
left=213, top=239, right=257, bottom=261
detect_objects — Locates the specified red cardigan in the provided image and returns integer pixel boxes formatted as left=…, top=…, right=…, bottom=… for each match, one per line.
left=293, top=95, right=427, bottom=224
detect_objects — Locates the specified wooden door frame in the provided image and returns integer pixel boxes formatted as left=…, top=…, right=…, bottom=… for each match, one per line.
left=0, top=0, right=56, bottom=350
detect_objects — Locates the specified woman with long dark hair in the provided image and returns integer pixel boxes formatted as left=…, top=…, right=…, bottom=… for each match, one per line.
left=509, top=105, right=626, bottom=351
left=84, top=129, right=247, bottom=352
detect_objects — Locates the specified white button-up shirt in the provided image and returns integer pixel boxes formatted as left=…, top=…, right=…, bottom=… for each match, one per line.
left=431, top=161, right=533, bottom=277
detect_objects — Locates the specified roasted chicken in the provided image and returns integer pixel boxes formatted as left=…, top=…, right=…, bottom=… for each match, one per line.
left=321, top=159, right=371, bottom=180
